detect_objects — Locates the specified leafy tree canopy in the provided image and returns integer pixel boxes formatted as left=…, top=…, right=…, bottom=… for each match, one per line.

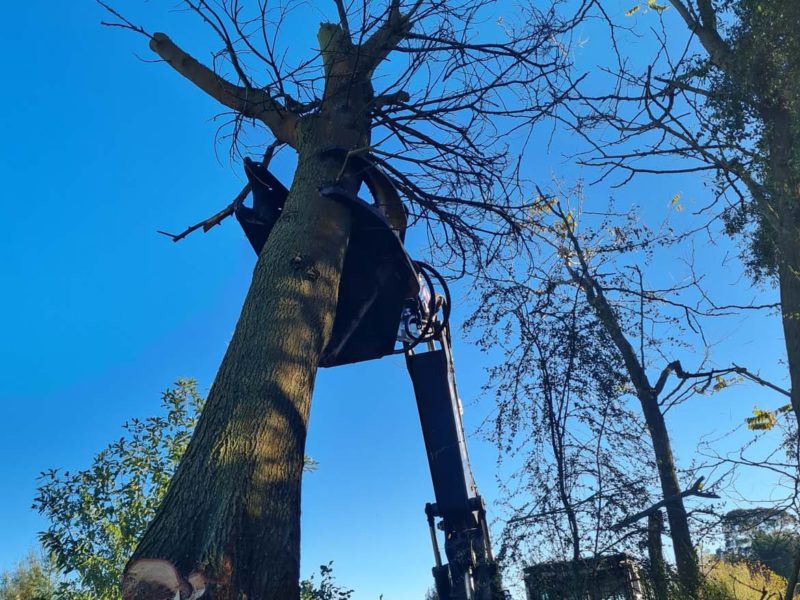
left=0, top=552, right=58, bottom=600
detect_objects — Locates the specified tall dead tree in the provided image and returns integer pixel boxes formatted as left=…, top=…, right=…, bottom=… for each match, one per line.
left=98, top=2, right=565, bottom=599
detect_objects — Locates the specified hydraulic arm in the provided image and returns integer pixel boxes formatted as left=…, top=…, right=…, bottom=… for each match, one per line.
left=402, top=279, right=503, bottom=600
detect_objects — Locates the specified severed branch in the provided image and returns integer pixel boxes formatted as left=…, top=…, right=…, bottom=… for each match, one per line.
left=157, top=142, right=280, bottom=243
left=613, top=477, right=720, bottom=530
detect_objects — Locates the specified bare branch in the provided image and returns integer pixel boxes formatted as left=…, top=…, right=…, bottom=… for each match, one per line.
left=613, top=477, right=720, bottom=530
left=148, top=33, right=297, bottom=146
left=332, top=0, right=351, bottom=38
left=157, top=142, right=281, bottom=243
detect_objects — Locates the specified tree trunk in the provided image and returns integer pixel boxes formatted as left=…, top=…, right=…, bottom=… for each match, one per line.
left=574, top=273, right=701, bottom=597
left=122, top=24, right=376, bottom=600
left=762, top=107, right=800, bottom=600
left=785, top=544, right=800, bottom=600
left=647, top=510, right=669, bottom=600
left=637, top=390, right=700, bottom=598
left=766, top=104, right=800, bottom=431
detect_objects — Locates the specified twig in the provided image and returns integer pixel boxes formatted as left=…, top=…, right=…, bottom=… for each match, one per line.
left=97, top=1, right=151, bottom=37
left=157, top=142, right=281, bottom=243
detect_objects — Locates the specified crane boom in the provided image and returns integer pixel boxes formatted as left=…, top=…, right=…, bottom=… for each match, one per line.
left=405, top=315, right=503, bottom=600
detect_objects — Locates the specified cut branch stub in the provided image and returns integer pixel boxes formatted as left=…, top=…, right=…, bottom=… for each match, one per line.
left=148, top=33, right=297, bottom=147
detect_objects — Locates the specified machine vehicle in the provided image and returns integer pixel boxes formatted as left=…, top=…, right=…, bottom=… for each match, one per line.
left=523, top=553, right=646, bottom=600
left=235, top=148, right=504, bottom=600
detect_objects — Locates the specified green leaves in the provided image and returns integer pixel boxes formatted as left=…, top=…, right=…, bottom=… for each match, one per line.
left=299, top=563, right=353, bottom=600
left=32, top=379, right=322, bottom=599
left=33, top=379, right=203, bottom=600
left=0, top=552, right=59, bottom=600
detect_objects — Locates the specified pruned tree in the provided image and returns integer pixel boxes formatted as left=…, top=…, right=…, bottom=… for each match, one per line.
left=95, top=1, right=567, bottom=599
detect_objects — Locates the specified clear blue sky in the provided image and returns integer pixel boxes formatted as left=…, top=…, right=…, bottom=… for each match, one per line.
left=0, top=2, right=791, bottom=599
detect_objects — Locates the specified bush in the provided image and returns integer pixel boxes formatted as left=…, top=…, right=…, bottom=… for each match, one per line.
left=702, top=559, right=786, bottom=600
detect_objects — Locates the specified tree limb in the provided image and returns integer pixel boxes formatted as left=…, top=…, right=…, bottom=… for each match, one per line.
left=361, top=0, right=411, bottom=75
left=149, top=33, right=298, bottom=146
left=613, top=477, right=719, bottom=530
left=667, top=0, right=734, bottom=72
left=157, top=142, right=281, bottom=243
left=652, top=360, right=791, bottom=398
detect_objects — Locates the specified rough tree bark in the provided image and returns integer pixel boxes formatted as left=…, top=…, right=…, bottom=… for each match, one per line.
left=764, top=105, right=800, bottom=430
left=120, top=14, right=408, bottom=600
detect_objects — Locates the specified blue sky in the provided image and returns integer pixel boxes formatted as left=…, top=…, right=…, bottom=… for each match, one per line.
left=0, top=2, right=793, bottom=599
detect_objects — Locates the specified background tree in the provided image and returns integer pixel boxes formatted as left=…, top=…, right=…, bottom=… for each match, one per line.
left=298, top=564, right=352, bottom=600
left=751, top=531, right=800, bottom=582
left=34, top=380, right=318, bottom=600
left=703, top=559, right=787, bottom=600
left=470, top=188, right=784, bottom=596
left=34, top=380, right=202, bottom=600
left=0, top=552, right=59, bottom=600
left=468, top=236, right=656, bottom=569
left=90, top=2, right=567, bottom=597
left=548, top=0, right=800, bottom=433
left=522, top=2, right=800, bottom=591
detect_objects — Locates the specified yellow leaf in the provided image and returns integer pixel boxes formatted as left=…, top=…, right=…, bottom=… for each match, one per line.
left=670, top=192, right=682, bottom=205
left=564, top=210, right=576, bottom=231
left=625, top=5, right=640, bottom=16
left=745, top=407, right=778, bottom=431
left=647, top=0, right=668, bottom=12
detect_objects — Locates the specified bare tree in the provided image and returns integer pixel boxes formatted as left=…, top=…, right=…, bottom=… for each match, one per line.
left=96, top=1, right=567, bottom=599
left=471, top=186, right=783, bottom=597
left=468, top=245, right=656, bottom=568
left=527, top=2, right=800, bottom=594
left=547, top=0, right=800, bottom=435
